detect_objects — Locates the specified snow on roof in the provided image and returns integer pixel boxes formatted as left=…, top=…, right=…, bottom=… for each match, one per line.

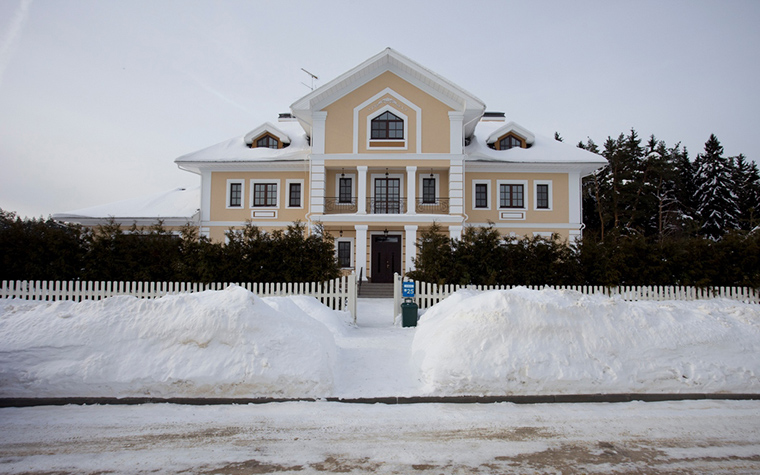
left=53, top=186, right=200, bottom=225
left=467, top=120, right=608, bottom=169
left=175, top=120, right=309, bottom=165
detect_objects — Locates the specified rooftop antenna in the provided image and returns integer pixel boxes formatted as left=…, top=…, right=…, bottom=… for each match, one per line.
left=301, top=68, right=318, bottom=91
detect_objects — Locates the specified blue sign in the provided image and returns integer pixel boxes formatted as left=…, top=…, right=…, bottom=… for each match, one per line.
left=402, top=282, right=415, bottom=297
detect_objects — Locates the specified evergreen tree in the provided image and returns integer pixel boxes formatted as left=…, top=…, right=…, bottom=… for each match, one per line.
left=694, top=134, right=740, bottom=239
left=733, top=154, right=760, bottom=230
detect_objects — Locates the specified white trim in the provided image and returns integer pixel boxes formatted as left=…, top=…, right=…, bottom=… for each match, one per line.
left=485, top=121, right=535, bottom=146
left=243, top=122, right=291, bottom=146
left=334, top=173, right=356, bottom=201
left=252, top=210, right=278, bottom=219
left=285, top=179, right=304, bottom=209
left=472, top=179, right=491, bottom=210
left=497, top=179, right=529, bottom=210
left=353, top=88, right=422, bottom=154
left=366, top=105, right=409, bottom=151
left=225, top=179, right=245, bottom=209
left=335, top=237, right=355, bottom=269
left=499, top=211, right=526, bottom=221
left=370, top=173, right=405, bottom=199
left=533, top=180, right=553, bottom=211
left=418, top=173, right=440, bottom=202
left=250, top=178, right=281, bottom=209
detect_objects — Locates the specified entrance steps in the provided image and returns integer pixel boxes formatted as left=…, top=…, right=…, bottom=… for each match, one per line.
left=358, top=282, right=394, bottom=298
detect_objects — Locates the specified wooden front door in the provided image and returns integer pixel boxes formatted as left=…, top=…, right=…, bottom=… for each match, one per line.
left=372, top=235, right=401, bottom=283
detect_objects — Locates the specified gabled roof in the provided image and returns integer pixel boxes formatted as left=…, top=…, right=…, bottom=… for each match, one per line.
left=174, top=120, right=310, bottom=172
left=243, top=122, right=291, bottom=146
left=486, top=121, right=536, bottom=146
left=467, top=120, right=608, bottom=174
left=290, top=48, right=487, bottom=138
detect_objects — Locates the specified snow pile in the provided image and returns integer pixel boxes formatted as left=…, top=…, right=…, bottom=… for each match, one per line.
left=412, top=288, right=760, bottom=395
left=0, top=286, right=338, bottom=398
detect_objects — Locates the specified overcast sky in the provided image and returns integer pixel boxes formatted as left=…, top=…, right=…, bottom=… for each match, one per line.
left=1, top=0, right=758, bottom=218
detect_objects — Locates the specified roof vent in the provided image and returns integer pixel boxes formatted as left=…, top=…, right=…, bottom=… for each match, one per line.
left=278, top=113, right=296, bottom=122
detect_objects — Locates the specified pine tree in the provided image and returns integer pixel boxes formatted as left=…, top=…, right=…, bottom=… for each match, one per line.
left=694, top=134, right=740, bottom=239
left=733, top=154, right=760, bottom=230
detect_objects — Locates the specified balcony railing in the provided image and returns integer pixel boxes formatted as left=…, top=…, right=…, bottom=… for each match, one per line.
left=324, top=197, right=357, bottom=214
left=323, top=197, right=450, bottom=215
left=415, top=197, right=449, bottom=214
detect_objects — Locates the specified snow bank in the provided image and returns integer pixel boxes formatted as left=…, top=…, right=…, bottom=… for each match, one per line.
left=0, top=286, right=338, bottom=398
left=412, top=288, right=760, bottom=395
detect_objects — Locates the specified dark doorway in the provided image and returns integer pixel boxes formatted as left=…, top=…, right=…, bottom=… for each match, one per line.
left=374, top=178, right=401, bottom=214
left=372, top=234, right=401, bottom=283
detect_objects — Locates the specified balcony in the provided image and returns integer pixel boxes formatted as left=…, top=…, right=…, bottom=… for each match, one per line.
left=323, top=197, right=450, bottom=215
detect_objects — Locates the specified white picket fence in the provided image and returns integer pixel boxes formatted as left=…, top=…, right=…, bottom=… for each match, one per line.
left=0, top=275, right=359, bottom=321
left=393, top=273, right=760, bottom=314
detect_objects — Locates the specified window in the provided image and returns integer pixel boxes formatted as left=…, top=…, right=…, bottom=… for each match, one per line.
left=255, top=135, right=279, bottom=149
left=337, top=241, right=352, bottom=268
left=475, top=183, right=488, bottom=208
left=339, top=177, right=352, bottom=203
left=422, top=178, right=436, bottom=204
left=288, top=183, right=301, bottom=208
left=229, top=182, right=242, bottom=207
left=253, top=183, right=277, bottom=207
left=498, top=135, right=523, bottom=150
left=536, top=184, right=549, bottom=209
left=226, top=179, right=244, bottom=209
left=500, top=184, right=524, bottom=208
left=371, top=111, right=404, bottom=139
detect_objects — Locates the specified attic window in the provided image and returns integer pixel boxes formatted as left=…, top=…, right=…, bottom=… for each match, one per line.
left=371, top=111, right=404, bottom=140
left=498, top=135, right=523, bottom=150
left=255, top=134, right=280, bottom=149
left=488, top=133, right=525, bottom=151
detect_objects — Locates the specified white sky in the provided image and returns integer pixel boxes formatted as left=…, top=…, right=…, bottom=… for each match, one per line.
left=0, top=0, right=758, bottom=218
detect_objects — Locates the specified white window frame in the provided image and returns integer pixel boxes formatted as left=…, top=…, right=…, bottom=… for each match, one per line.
left=366, top=105, right=409, bottom=151
left=335, top=173, right=356, bottom=203
left=250, top=178, right=281, bottom=209
left=226, top=179, right=245, bottom=209
left=472, top=180, right=491, bottom=210
left=497, top=179, right=529, bottom=210
left=419, top=174, right=440, bottom=203
left=534, top=180, right=553, bottom=211
left=285, top=179, right=304, bottom=209
left=335, top=237, right=354, bottom=269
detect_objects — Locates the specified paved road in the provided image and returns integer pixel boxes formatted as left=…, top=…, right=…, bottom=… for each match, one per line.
left=1, top=400, right=759, bottom=474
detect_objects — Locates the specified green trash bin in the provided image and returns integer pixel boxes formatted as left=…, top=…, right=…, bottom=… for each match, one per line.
left=401, top=298, right=418, bottom=327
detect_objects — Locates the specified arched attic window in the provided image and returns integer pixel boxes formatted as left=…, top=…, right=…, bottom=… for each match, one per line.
left=371, top=111, right=404, bottom=140
left=255, top=134, right=280, bottom=149
left=488, top=133, right=526, bottom=151
left=498, top=135, right=524, bottom=150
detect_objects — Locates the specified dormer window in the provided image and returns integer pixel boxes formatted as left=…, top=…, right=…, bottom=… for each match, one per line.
left=498, top=135, right=523, bottom=150
left=371, top=111, right=404, bottom=140
left=255, top=134, right=280, bottom=149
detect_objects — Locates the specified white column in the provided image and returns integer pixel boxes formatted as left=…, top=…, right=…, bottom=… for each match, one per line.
left=568, top=171, right=582, bottom=242
left=310, top=157, right=325, bottom=215
left=355, top=224, right=368, bottom=281
left=311, top=111, right=327, bottom=154
left=406, top=166, right=417, bottom=215
left=357, top=166, right=368, bottom=214
left=448, top=111, right=464, bottom=154
left=449, top=225, right=463, bottom=240
left=404, top=225, right=418, bottom=272
left=449, top=156, right=464, bottom=215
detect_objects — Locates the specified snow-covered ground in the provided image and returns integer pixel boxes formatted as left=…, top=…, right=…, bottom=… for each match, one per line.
left=1, top=286, right=759, bottom=398
left=1, top=400, right=759, bottom=474
left=1, top=291, right=760, bottom=473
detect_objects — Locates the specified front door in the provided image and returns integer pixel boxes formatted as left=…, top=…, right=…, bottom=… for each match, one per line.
left=372, top=235, right=401, bottom=283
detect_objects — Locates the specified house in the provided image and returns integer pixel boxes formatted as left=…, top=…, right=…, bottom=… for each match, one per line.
left=58, top=48, right=607, bottom=283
